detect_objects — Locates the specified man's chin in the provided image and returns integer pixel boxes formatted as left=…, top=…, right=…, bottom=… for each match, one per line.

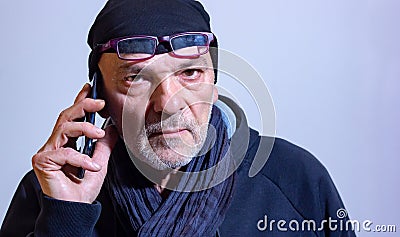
left=153, top=149, right=194, bottom=169
left=132, top=145, right=196, bottom=171
left=133, top=133, right=205, bottom=170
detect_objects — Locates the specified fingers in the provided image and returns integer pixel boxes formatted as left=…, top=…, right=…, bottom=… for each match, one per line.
left=91, top=125, right=119, bottom=169
left=58, top=122, right=105, bottom=146
left=74, top=83, right=91, bottom=104
left=32, top=147, right=101, bottom=174
left=42, top=121, right=105, bottom=151
left=57, top=98, right=105, bottom=123
left=61, top=122, right=105, bottom=138
left=58, top=83, right=104, bottom=124
left=31, top=84, right=114, bottom=204
left=41, top=84, right=106, bottom=151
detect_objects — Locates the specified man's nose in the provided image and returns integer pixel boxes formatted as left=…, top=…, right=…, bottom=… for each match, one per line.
left=150, top=77, right=186, bottom=115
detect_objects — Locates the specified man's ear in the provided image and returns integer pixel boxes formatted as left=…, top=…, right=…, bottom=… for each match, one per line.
left=95, top=72, right=110, bottom=118
left=212, top=86, right=218, bottom=103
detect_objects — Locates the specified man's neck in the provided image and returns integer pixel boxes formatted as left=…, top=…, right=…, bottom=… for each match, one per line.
left=154, top=168, right=179, bottom=198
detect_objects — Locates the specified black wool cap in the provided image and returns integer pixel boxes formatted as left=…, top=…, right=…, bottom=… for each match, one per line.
left=87, top=0, right=218, bottom=82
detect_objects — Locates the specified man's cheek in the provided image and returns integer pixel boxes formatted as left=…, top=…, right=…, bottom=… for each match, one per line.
left=122, top=100, right=148, bottom=137
left=103, top=94, right=123, bottom=134
left=193, top=104, right=213, bottom=122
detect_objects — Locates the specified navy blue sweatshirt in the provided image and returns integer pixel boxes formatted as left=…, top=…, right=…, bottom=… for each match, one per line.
left=0, top=128, right=356, bottom=237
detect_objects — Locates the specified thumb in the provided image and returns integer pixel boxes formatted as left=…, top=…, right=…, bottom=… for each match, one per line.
left=91, top=125, right=118, bottom=169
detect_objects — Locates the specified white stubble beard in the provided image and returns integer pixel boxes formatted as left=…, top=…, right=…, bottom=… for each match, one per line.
left=135, top=107, right=213, bottom=170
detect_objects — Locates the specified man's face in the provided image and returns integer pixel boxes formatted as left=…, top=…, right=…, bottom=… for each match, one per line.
left=98, top=52, right=218, bottom=170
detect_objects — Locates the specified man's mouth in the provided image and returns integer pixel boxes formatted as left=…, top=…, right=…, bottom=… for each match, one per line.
left=147, top=128, right=190, bottom=139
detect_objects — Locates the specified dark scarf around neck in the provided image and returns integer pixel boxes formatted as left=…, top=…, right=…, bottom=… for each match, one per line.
left=105, top=106, right=236, bottom=236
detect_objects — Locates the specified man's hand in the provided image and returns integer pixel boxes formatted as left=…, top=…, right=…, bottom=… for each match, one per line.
left=32, top=84, right=118, bottom=204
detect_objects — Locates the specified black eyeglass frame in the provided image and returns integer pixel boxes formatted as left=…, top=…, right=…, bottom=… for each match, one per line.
left=97, top=32, right=215, bottom=61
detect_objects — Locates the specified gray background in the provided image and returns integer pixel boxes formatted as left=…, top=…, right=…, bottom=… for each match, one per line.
left=0, top=1, right=399, bottom=235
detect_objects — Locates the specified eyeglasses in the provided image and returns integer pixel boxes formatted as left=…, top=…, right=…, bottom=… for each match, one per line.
left=97, top=32, right=214, bottom=61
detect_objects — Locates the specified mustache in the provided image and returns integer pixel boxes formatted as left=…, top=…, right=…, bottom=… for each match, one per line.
left=145, top=112, right=197, bottom=137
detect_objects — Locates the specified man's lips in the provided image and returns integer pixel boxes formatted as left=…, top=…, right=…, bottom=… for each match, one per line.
left=147, top=128, right=190, bottom=139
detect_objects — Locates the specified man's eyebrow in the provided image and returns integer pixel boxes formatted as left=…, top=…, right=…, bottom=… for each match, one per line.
left=118, top=62, right=144, bottom=72
left=118, top=57, right=210, bottom=72
left=175, top=57, right=210, bottom=71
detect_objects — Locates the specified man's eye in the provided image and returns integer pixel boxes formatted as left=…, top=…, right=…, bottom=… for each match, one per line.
left=181, top=69, right=201, bottom=80
left=123, top=75, right=141, bottom=82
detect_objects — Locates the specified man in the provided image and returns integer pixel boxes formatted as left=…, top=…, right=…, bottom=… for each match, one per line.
left=0, top=0, right=356, bottom=236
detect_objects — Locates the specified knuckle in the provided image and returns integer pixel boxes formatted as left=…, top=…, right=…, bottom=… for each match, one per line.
left=62, top=147, right=76, bottom=156
left=77, top=98, right=91, bottom=114
left=51, top=122, right=68, bottom=143
left=42, top=142, right=57, bottom=152
left=75, top=153, right=88, bottom=167
left=81, top=98, right=92, bottom=107
left=80, top=122, right=89, bottom=131
left=57, top=122, right=68, bottom=132
left=81, top=122, right=94, bottom=133
left=32, top=152, right=46, bottom=162
left=31, top=152, right=49, bottom=170
left=81, top=155, right=88, bottom=166
left=58, top=109, right=68, bottom=121
left=31, top=153, right=40, bottom=166
left=57, top=107, right=74, bottom=123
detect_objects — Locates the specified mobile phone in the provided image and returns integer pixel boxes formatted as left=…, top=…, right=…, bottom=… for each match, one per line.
left=77, top=72, right=98, bottom=179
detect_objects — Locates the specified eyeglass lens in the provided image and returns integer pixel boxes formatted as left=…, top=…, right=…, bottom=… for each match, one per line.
left=116, top=34, right=209, bottom=60
left=117, top=38, right=157, bottom=60
left=171, top=34, right=209, bottom=56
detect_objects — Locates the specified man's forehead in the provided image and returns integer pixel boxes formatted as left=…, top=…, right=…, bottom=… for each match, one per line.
left=116, top=54, right=213, bottom=72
